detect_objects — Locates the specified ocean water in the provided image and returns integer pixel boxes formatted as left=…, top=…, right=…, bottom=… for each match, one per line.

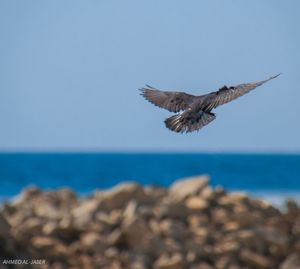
left=0, top=153, right=299, bottom=205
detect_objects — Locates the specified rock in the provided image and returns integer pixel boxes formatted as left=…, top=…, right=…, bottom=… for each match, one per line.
left=200, top=186, right=214, bottom=200
left=231, top=211, right=262, bottom=227
left=218, top=192, right=248, bottom=207
left=255, top=226, right=289, bottom=254
left=53, top=188, right=78, bottom=205
left=292, top=218, right=300, bottom=237
left=163, top=238, right=183, bottom=254
left=212, top=208, right=229, bottom=224
left=188, top=214, right=209, bottom=228
left=0, top=212, right=15, bottom=254
left=104, top=247, right=119, bottom=259
left=71, top=199, right=103, bottom=230
left=280, top=253, right=300, bottom=269
left=144, top=186, right=168, bottom=202
left=215, top=255, right=232, bottom=269
left=191, top=263, right=214, bottom=269
left=80, top=232, right=107, bottom=253
left=286, top=199, right=299, bottom=213
left=101, top=182, right=149, bottom=209
left=12, top=186, right=42, bottom=206
left=31, top=236, right=68, bottom=259
left=154, top=253, right=184, bottom=269
left=34, top=203, right=63, bottom=220
left=0, top=213, right=10, bottom=237
left=169, top=175, right=209, bottom=201
left=123, top=200, right=138, bottom=220
left=185, top=197, right=209, bottom=213
left=240, top=249, right=272, bottom=269
left=1, top=181, right=300, bottom=269
left=122, top=215, right=163, bottom=255
left=156, top=201, right=188, bottom=219
left=11, top=217, right=44, bottom=242
left=192, top=227, right=210, bottom=242
left=122, top=216, right=150, bottom=248
left=214, top=240, right=240, bottom=255
left=159, top=219, right=190, bottom=240
left=107, top=228, right=124, bottom=246
left=96, top=210, right=122, bottom=227
left=223, top=221, right=240, bottom=232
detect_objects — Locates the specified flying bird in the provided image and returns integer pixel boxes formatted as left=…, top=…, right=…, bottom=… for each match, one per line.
left=140, top=74, right=280, bottom=133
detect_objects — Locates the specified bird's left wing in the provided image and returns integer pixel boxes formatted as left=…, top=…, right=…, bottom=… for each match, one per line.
left=204, top=74, right=281, bottom=110
left=140, top=85, right=196, bottom=113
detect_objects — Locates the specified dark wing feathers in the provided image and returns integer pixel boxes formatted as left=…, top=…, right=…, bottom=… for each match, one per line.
left=205, top=74, right=281, bottom=110
left=140, top=85, right=196, bottom=113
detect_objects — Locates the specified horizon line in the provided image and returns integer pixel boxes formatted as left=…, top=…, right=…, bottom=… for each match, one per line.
left=0, top=149, right=299, bottom=155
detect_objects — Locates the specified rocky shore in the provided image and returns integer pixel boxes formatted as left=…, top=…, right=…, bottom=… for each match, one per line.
left=0, top=175, right=300, bottom=269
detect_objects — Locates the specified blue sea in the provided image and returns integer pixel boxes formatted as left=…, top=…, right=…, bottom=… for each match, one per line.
left=0, top=153, right=299, bottom=205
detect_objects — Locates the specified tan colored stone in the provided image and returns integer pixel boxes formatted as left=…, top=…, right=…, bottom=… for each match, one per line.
left=96, top=210, right=122, bottom=226
left=185, top=197, right=209, bottom=212
left=170, top=175, right=209, bottom=201
left=157, top=201, right=188, bottom=219
left=31, top=236, right=68, bottom=259
left=240, top=249, right=272, bottom=269
left=255, top=226, right=289, bottom=254
left=223, top=221, right=240, bottom=232
left=214, top=240, right=240, bottom=255
left=159, top=219, right=189, bottom=240
left=80, top=231, right=107, bottom=253
left=218, top=194, right=240, bottom=206
left=11, top=220, right=44, bottom=247
left=71, top=199, right=103, bottom=229
left=280, top=253, right=300, bottom=269
left=215, top=255, right=232, bottom=269
left=12, top=186, right=42, bottom=206
left=188, top=214, right=209, bottom=228
left=102, top=182, right=148, bottom=209
left=212, top=208, right=229, bottom=223
left=200, top=186, right=214, bottom=200
left=154, top=253, right=184, bottom=269
left=191, top=263, right=214, bottom=269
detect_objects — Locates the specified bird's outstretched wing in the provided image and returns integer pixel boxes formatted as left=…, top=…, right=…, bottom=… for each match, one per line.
left=140, top=85, right=196, bottom=113
left=204, top=74, right=281, bottom=110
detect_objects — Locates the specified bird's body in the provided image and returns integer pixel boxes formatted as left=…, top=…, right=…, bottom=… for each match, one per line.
left=140, top=74, right=280, bottom=133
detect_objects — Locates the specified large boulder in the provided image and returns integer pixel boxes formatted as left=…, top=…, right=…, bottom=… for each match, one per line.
left=100, top=182, right=149, bottom=210
left=169, top=175, right=209, bottom=201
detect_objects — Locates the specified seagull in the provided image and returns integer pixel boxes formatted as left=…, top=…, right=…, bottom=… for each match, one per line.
left=140, top=74, right=280, bottom=133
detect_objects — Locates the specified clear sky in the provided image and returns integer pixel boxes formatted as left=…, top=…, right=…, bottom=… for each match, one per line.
left=1, top=0, right=299, bottom=152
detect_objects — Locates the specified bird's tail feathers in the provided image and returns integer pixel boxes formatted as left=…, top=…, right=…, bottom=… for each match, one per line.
left=165, top=110, right=216, bottom=133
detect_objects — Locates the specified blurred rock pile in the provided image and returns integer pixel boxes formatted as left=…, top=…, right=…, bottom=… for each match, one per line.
left=0, top=176, right=300, bottom=269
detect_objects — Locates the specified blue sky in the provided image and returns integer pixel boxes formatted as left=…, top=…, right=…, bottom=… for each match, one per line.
left=0, top=0, right=299, bottom=152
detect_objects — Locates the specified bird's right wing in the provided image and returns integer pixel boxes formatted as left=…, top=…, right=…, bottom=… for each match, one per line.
left=204, top=74, right=281, bottom=110
left=140, top=85, right=196, bottom=113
